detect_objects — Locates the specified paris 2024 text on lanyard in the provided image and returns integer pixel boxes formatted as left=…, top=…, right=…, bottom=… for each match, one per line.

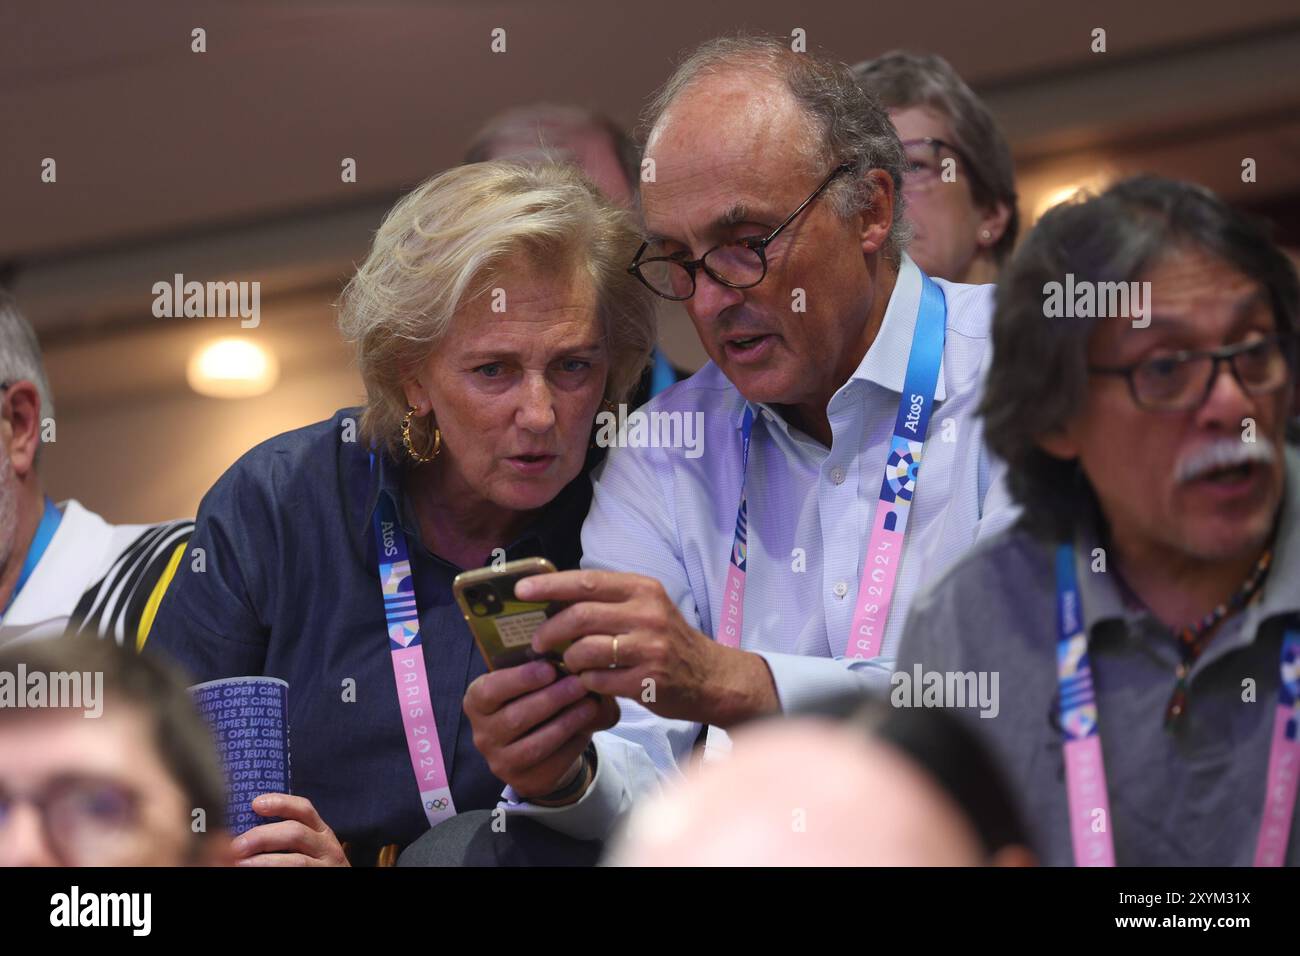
left=370, top=455, right=457, bottom=828
left=717, top=274, right=947, bottom=662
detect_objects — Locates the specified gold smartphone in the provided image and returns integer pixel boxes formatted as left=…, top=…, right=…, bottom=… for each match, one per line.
left=453, top=557, right=570, bottom=671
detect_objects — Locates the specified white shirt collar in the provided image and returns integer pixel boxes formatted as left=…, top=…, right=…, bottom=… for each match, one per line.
left=853, top=253, right=948, bottom=402
left=736, top=253, right=947, bottom=433
left=1, top=500, right=113, bottom=632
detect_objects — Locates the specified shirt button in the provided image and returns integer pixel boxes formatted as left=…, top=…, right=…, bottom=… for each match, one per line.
left=833, top=581, right=848, bottom=598
left=829, top=466, right=846, bottom=485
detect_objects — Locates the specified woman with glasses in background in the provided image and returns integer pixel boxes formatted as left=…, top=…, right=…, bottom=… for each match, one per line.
left=855, top=50, right=1019, bottom=285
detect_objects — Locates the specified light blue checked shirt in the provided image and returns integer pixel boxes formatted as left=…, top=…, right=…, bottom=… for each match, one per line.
left=503, top=255, right=1019, bottom=839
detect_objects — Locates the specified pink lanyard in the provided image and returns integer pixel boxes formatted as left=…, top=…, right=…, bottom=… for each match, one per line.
left=371, top=464, right=456, bottom=828
left=1055, top=542, right=1300, bottom=866
left=718, top=275, right=947, bottom=658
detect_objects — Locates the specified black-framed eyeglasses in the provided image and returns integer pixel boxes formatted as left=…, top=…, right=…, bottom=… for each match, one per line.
left=1088, top=334, right=1296, bottom=412
left=900, top=137, right=977, bottom=192
left=627, top=162, right=854, bottom=302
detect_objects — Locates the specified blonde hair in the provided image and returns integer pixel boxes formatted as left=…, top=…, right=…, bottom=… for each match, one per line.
left=338, top=160, right=656, bottom=458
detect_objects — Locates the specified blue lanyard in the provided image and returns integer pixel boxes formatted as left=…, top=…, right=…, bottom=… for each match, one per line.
left=3, top=497, right=61, bottom=616
left=720, top=272, right=946, bottom=657
left=882, top=273, right=947, bottom=470
left=1053, top=543, right=1104, bottom=742
left=372, top=484, right=423, bottom=649
left=367, top=454, right=457, bottom=827
left=649, top=348, right=676, bottom=398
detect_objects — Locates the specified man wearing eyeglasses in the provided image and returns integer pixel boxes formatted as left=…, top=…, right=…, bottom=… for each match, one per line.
left=446, top=35, right=1018, bottom=853
left=897, top=176, right=1300, bottom=865
left=0, top=635, right=231, bottom=866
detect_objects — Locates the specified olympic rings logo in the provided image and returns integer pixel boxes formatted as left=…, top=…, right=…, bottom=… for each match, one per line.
left=428, top=797, right=450, bottom=811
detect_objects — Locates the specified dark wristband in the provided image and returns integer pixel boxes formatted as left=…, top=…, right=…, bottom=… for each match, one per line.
left=532, top=743, right=596, bottom=806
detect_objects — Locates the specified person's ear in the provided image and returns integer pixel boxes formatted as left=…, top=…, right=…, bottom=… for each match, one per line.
left=401, top=380, right=428, bottom=414
left=975, top=201, right=1012, bottom=252
left=1, top=381, right=43, bottom=479
left=1036, top=432, right=1078, bottom=461
left=857, top=169, right=895, bottom=257
left=1036, top=422, right=1081, bottom=462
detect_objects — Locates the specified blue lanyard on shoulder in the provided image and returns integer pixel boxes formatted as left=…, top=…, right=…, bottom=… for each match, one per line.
left=649, top=348, right=676, bottom=398
left=721, top=273, right=946, bottom=651
left=733, top=273, right=945, bottom=550
left=886, top=274, right=946, bottom=454
left=4, top=497, right=62, bottom=616
left=370, top=453, right=422, bottom=649
left=1053, top=543, right=1102, bottom=740
left=730, top=406, right=755, bottom=573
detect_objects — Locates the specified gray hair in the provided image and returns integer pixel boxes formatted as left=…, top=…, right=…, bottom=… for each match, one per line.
left=0, top=289, right=55, bottom=424
left=639, top=34, right=911, bottom=263
left=982, top=175, right=1299, bottom=540
left=338, top=160, right=656, bottom=459
left=853, top=51, right=1020, bottom=264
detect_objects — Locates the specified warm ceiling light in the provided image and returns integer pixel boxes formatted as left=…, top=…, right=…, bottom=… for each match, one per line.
left=1035, top=183, right=1087, bottom=219
left=1032, top=171, right=1115, bottom=222
left=187, top=337, right=279, bottom=398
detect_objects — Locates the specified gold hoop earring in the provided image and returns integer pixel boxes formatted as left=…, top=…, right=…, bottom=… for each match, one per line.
left=401, top=405, right=441, bottom=463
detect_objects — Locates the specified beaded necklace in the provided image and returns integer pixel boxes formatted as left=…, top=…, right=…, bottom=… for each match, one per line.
left=1163, top=547, right=1273, bottom=728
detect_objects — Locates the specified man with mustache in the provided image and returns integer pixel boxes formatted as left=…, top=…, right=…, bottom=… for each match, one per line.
left=898, top=176, right=1300, bottom=865
left=451, top=35, right=1018, bottom=850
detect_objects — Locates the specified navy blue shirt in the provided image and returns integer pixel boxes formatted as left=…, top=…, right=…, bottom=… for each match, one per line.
left=148, top=408, right=591, bottom=863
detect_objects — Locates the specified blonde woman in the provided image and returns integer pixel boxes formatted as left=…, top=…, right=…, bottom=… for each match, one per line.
left=148, top=161, right=655, bottom=866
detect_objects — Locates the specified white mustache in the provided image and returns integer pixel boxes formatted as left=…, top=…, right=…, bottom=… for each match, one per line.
left=1175, top=438, right=1276, bottom=484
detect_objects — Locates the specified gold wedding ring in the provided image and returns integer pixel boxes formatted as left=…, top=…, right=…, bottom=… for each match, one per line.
left=610, top=636, right=619, bottom=669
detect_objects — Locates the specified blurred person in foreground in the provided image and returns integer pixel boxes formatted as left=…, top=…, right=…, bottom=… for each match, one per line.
left=854, top=51, right=1018, bottom=285
left=466, top=102, right=690, bottom=401
left=149, top=160, right=655, bottom=866
left=0, top=635, right=229, bottom=866
left=0, top=290, right=193, bottom=647
left=607, top=693, right=1034, bottom=866
left=898, top=176, right=1300, bottom=865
